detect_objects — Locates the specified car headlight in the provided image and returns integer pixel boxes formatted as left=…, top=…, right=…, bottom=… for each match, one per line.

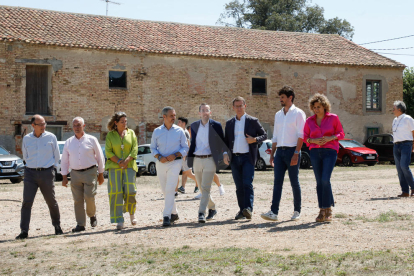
left=350, top=151, right=363, bottom=156
left=15, top=159, right=24, bottom=165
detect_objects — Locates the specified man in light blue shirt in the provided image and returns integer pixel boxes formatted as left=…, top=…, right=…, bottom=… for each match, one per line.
left=16, top=115, right=63, bottom=239
left=150, top=106, right=189, bottom=227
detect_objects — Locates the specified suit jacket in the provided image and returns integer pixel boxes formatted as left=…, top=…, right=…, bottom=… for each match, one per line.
left=187, top=119, right=227, bottom=168
left=224, top=114, right=267, bottom=166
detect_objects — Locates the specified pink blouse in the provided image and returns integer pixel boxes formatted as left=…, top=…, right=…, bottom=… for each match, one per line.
left=303, top=112, right=345, bottom=152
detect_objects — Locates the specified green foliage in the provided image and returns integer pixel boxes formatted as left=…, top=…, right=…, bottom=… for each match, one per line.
left=403, top=67, right=414, bottom=117
left=217, top=0, right=354, bottom=39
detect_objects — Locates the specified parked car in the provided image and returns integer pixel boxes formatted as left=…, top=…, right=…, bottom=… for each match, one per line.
left=300, top=143, right=312, bottom=169
left=138, top=144, right=158, bottom=175
left=100, top=144, right=109, bottom=178
left=256, top=140, right=272, bottom=170
left=136, top=159, right=146, bottom=176
left=364, top=133, right=414, bottom=163
left=337, top=139, right=379, bottom=166
left=0, top=145, right=25, bottom=183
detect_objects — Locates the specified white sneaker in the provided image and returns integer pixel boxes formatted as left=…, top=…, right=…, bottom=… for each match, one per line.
left=194, top=193, right=202, bottom=200
left=130, top=214, right=137, bottom=225
left=291, top=211, right=301, bottom=220
left=260, top=210, right=278, bottom=221
left=218, top=185, right=225, bottom=196
left=116, top=222, right=124, bottom=230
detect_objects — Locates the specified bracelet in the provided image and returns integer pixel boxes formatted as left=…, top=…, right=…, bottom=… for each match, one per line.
left=174, top=152, right=180, bottom=157
left=117, top=159, right=122, bottom=164
left=158, top=155, right=162, bottom=161
left=307, top=138, right=311, bottom=144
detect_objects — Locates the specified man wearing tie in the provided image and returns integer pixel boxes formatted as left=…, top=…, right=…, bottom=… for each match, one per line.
left=187, top=103, right=227, bottom=223
left=224, top=97, right=267, bottom=220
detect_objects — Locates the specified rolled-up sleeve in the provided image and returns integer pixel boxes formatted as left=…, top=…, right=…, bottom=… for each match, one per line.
left=60, top=140, right=70, bottom=175
left=296, top=110, right=306, bottom=139
left=150, top=130, right=160, bottom=157
left=272, top=113, right=278, bottom=144
left=334, top=116, right=345, bottom=140
left=303, top=120, right=311, bottom=147
left=128, top=131, right=138, bottom=159
left=179, top=131, right=189, bottom=157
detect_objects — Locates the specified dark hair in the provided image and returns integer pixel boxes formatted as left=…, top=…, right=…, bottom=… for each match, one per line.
left=178, top=117, right=188, bottom=125
left=186, top=125, right=191, bottom=130
left=278, top=86, right=295, bottom=102
left=107, top=112, right=127, bottom=131
left=232, top=96, right=246, bottom=106
left=199, top=103, right=210, bottom=112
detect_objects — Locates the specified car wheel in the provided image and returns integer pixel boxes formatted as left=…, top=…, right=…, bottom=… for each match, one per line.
left=390, top=160, right=395, bottom=165
left=300, top=152, right=311, bottom=169
left=367, top=163, right=376, bottom=166
left=256, top=158, right=266, bottom=171
left=342, top=155, right=353, bottom=167
left=148, top=162, right=157, bottom=176
left=54, top=169, right=63, bottom=181
left=10, top=177, right=22, bottom=184
left=103, top=171, right=108, bottom=179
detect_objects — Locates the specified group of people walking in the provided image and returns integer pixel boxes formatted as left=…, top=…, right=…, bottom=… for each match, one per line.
left=15, top=86, right=414, bottom=239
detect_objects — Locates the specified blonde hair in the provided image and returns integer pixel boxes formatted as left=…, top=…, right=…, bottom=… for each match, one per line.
left=107, top=112, right=127, bottom=131
left=309, top=93, right=331, bottom=113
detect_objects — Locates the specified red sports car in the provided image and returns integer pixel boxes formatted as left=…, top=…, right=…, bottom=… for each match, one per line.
left=337, top=139, right=379, bottom=167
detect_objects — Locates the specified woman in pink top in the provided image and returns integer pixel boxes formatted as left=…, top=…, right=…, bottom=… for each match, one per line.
left=303, top=94, right=344, bottom=223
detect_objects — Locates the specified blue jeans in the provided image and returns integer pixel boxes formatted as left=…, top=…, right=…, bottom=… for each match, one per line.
left=231, top=154, right=255, bottom=212
left=310, top=148, right=337, bottom=209
left=394, top=142, right=414, bottom=193
left=271, top=147, right=301, bottom=215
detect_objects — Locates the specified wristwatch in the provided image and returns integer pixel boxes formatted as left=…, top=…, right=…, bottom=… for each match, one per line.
left=158, top=155, right=162, bottom=161
left=294, top=150, right=300, bottom=154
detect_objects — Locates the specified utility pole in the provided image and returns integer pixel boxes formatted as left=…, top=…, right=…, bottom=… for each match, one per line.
left=100, top=0, right=122, bottom=16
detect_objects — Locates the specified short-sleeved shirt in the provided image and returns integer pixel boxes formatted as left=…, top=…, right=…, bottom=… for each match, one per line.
left=393, top=114, right=414, bottom=142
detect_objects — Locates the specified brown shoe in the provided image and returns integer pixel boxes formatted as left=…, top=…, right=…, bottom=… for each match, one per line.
left=411, top=190, right=414, bottom=196
left=398, top=192, right=410, bottom=197
left=316, top=209, right=326, bottom=222
left=325, top=208, right=333, bottom=222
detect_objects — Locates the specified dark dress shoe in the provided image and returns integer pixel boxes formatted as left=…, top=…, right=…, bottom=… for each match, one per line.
left=242, top=208, right=252, bottom=219
left=54, top=225, right=63, bottom=235
left=163, top=216, right=171, bottom=227
left=206, top=209, right=217, bottom=220
left=198, top=213, right=206, bottom=223
left=72, top=225, right=86, bottom=233
left=235, top=211, right=246, bottom=220
left=90, top=216, right=97, bottom=227
left=170, top=214, right=179, bottom=223
left=398, top=192, right=410, bottom=197
left=16, top=231, right=28, bottom=240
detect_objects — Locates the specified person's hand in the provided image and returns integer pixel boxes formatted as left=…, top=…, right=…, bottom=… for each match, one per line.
left=312, top=138, right=326, bottom=146
left=245, top=134, right=256, bottom=144
left=62, top=176, right=69, bottom=187
left=270, top=154, right=274, bottom=167
left=290, top=153, right=299, bottom=166
left=166, top=154, right=176, bottom=161
left=322, top=136, right=335, bottom=143
left=119, top=160, right=128, bottom=169
left=97, top=173, right=104, bottom=185
left=223, top=154, right=230, bottom=165
left=160, top=157, right=168, bottom=163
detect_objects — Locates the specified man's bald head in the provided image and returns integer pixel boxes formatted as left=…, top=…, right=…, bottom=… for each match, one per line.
left=31, top=114, right=46, bottom=136
left=31, top=114, right=45, bottom=125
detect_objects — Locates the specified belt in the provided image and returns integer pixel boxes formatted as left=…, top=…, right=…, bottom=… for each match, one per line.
left=175, top=157, right=182, bottom=160
left=233, top=152, right=248, bottom=156
left=72, top=165, right=96, bottom=172
left=195, top=155, right=212, bottom=158
left=395, top=140, right=413, bottom=144
left=277, top=146, right=295, bottom=150
left=27, top=166, right=53, bottom=171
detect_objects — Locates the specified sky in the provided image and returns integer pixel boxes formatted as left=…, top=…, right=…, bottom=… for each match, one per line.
left=2, top=0, right=413, bottom=68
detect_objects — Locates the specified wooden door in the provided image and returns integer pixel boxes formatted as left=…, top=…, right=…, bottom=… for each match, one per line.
left=26, top=65, right=49, bottom=115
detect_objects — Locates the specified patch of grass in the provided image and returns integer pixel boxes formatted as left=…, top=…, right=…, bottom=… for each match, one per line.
left=334, top=213, right=348, bottom=219
left=376, top=210, right=411, bottom=222
left=27, top=252, right=35, bottom=260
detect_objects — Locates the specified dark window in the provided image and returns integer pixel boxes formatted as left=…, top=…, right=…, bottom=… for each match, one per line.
left=367, top=127, right=379, bottom=139
left=26, top=65, right=49, bottom=115
left=109, top=71, right=127, bottom=89
left=252, top=78, right=267, bottom=94
left=366, top=80, right=381, bottom=111
left=46, top=126, right=62, bottom=141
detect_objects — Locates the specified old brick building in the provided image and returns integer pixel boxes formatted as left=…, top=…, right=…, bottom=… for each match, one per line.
left=0, top=6, right=405, bottom=155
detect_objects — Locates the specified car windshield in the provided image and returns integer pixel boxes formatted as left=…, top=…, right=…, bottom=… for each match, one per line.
left=340, top=140, right=364, bottom=148
left=0, top=147, right=9, bottom=155
left=58, top=144, right=65, bottom=154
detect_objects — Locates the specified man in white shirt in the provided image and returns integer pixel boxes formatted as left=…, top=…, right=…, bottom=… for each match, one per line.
left=261, top=86, right=306, bottom=222
left=16, top=115, right=62, bottom=240
left=392, top=101, right=414, bottom=197
left=61, top=117, right=105, bottom=232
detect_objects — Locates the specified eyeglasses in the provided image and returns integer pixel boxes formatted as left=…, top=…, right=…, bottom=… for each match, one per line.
left=34, top=123, right=47, bottom=127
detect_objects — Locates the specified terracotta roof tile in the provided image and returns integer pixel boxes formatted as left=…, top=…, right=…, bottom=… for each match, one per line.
left=0, top=6, right=405, bottom=68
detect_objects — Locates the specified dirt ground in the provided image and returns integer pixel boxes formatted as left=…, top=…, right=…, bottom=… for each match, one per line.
left=1, top=164, right=414, bottom=274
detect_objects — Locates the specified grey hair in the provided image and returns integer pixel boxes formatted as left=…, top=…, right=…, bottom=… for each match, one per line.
left=72, top=117, right=85, bottom=125
left=162, top=106, right=175, bottom=116
left=394, top=101, right=406, bottom=113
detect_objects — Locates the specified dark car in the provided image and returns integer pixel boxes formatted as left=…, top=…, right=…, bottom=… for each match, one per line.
left=0, top=146, right=25, bottom=183
left=300, top=143, right=312, bottom=169
left=364, top=134, right=414, bottom=163
left=337, top=139, right=378, bottom=166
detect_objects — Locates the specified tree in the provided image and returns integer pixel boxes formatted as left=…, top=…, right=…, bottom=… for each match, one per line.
left=217, top=0, right=354, bottom=40
left=403, top=67, right=414, bottom=118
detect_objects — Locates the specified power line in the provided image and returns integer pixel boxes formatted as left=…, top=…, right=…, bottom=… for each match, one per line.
left=376, top=52, right=414, bottom=57
left=369, top=46, right=414, bottom=51
left=359, top=34, right=414, bottom=45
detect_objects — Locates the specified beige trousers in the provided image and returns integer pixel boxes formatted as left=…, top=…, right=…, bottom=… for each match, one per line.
left=70, top=168, right=98, bottom=227
left=193, top=157, right=216, bottom=214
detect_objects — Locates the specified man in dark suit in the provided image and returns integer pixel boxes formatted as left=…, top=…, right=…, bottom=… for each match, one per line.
left=224, top=96, right=267, bottom=220
left=187, top=103, right=227, bottom=223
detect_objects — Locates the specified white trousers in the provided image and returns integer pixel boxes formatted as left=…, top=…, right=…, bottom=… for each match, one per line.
left=156, top=159, right=182, bottom=218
